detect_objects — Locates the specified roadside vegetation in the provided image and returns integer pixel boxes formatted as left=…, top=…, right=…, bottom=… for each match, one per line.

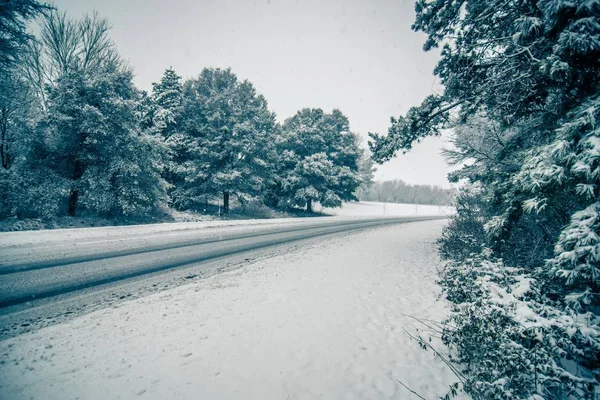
left=0, top=2, right=370, bottom=229
left=370, top=0, right=600, bottom=398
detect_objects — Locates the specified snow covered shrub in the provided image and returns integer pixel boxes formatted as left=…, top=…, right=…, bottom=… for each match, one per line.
left=438, top=187, right=487, bottom=262
left=439, top=254, right=600, bottom=399
left=0, top=163, right=69, bottom=219
left=514, top=96, right=600, bottom=314
left=549, top=203, right=600, bottom=313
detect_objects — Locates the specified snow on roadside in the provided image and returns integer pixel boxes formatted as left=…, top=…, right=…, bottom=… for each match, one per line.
left=0, top=220, right=466, bottom=400
left=0, top=201, right=453, bottom=249
left=0, top=216, right=326, bottom=248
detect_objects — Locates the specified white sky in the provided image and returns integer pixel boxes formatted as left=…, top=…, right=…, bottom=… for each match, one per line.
left=51, top=0, right=454, bottom=188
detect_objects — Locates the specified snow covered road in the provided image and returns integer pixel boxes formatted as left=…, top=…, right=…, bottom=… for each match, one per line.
left=0, top=219, right=466, bottom=400
left=0, top=216, right=442, bottom=315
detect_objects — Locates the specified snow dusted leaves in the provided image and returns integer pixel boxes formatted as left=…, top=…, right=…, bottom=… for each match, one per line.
left=550, top=203, right=600, bottom=312
left=440, top=254, right=600, bottom=399
left=512, top=97, right=600, bottom=313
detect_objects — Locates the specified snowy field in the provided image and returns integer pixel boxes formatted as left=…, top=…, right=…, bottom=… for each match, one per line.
left=0, top=220, right=465, bottom=400
left=322, top=201, right=455, bottom=217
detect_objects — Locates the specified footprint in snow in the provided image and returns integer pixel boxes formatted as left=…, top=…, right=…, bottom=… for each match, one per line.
left=181, top=352, right=193, bottom=358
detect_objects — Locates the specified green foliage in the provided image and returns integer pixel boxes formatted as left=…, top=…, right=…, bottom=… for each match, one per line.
left=149, top=67, right=183, bottom=141
left=1, top=8, right=370, bottom=223
left=0, top=163, right=68, bottom=219
left=146, top=67, right=184, bottom=203
left=34, top=64, right=166, bottom=216
left=440, top=254, right=600, bottom=399
left=152, top=67, right=183, bottom=115
left=0, top=11, right=166, bottom=219
left=438, top=187, right=487, bottom=260
left=370, top=0, right=600, bottom=163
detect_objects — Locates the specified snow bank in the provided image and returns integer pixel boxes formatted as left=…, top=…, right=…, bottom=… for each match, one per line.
left=0, top=219, right=464, bottom=399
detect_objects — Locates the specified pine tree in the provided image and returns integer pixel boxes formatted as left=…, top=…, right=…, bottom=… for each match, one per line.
left=33, top=63, right=165, bottom=217
left=176, top=68, right=276, bottom=212
left=147, top=67, right=184, bottom=205
left=0, top=0, right=50, bottom=68
left=151, top=67, right=183, bottom=136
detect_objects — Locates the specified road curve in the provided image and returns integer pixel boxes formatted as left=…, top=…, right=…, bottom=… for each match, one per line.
left=1, top=217, right=449, bottom=311
left=0, top=216, right=444, bottom=310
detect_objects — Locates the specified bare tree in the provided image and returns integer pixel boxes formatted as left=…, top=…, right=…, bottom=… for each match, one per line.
left=21, top=11, right=121, bottom=109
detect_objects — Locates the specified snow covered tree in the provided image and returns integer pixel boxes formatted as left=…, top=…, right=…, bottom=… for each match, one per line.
left=146, top=67, right=185, bottom=204
left=20, top=11, right=122, bottom=111
left=0, top=0, right=51, bottom=217
left=277, top=108, right=362, bottom=211
left=7, top=11, right=166, bottom=218
left=176, top=68, right=276, bottom=213
left=354, top=147, right=377, bottom=200
left=33, top=65, right=165, bottom=217
left=150, top=67, right=183, bottom=136
left=0, top=70, right=38, bottom=218
left=369, top=0, right=600, bottom=397
left=0, top=67, right=32, bottom=172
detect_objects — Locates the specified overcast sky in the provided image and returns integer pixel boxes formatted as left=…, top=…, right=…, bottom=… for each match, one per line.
left=52, top=0, right=454, bottom=188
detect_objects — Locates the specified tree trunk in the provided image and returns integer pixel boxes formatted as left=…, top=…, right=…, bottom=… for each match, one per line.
left=306, top=199, right=312, bottom=213
left=67, top=158, right=84, bottom=217
left=67, top=190, right=79, bottom=216
left=491, top=200, right=522, bottom=255
left=1, top=107, right=9, bottom=170
left=223, top=191, right=230, bottom=214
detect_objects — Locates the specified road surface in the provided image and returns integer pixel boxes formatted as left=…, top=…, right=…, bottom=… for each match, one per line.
left=0, top=216, right=444, bottom=339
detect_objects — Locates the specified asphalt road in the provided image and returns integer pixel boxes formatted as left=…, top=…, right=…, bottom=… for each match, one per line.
left=0, top=216, right=444, bottom=338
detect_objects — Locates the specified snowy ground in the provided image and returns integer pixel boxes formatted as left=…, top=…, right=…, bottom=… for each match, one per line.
left=322, top=201, right=454, bottom=217
left=0, top=220, right=465, bottom=400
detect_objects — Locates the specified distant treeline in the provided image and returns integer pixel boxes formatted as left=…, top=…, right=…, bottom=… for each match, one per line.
left=356, top=179, right=455, bottom=206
